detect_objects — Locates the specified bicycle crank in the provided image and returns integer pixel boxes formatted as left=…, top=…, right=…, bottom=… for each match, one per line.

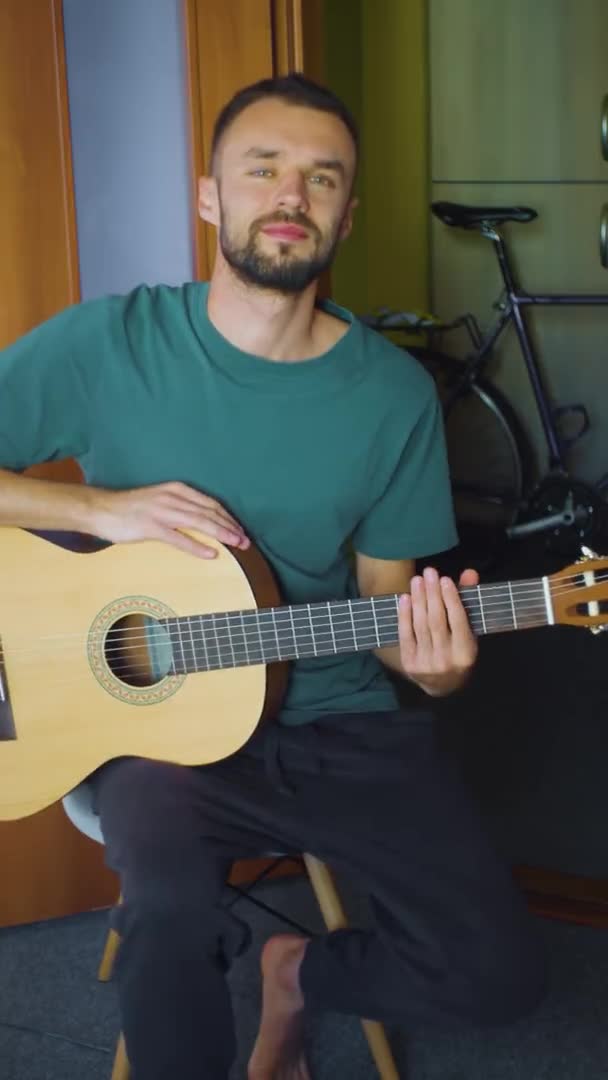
left=506, top=476, right=608, bottom=555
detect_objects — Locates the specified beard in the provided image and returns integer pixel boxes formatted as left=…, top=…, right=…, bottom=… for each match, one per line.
left=218, top=205, right=343, bottom=294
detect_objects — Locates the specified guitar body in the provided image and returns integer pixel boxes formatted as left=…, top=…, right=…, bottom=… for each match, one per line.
left=0, top=529, right=284, bottom=820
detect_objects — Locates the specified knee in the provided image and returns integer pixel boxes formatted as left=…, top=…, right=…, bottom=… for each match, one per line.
left=94, top=757, right=198, bottom=851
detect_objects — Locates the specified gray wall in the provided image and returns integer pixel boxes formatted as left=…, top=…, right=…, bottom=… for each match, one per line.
left=62, top=0, right=194, bottom=301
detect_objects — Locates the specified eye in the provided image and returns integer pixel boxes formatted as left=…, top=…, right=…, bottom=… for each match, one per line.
left=249, top=168, right=274, bottom=178
left=309, top=174, right=335, bottom=188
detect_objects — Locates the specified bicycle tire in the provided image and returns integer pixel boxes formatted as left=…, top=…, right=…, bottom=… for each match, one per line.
left=407, top=346, right=530, bottom=532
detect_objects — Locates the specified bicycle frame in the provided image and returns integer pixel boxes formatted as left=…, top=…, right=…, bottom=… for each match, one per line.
left=454, top=223, right=608, bottom=473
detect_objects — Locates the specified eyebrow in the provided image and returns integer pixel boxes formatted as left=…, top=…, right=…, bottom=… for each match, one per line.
left=242, top=147, right=346, bottom=178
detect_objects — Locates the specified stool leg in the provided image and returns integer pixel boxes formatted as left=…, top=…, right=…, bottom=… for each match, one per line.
left=110, top=1032, right=130, bottom=1080
left=98, top=927, right=121, bottom=982
left=302, top=854, right=401, bottom=1080
left=98, top=893, right=122, bottom=982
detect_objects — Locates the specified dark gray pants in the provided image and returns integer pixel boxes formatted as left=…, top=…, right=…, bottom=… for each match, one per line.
left=92, top=709, right=546, bottom=1079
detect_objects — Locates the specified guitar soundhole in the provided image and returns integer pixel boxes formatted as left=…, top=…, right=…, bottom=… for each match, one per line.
left=104, top=614, right=173, bottom=687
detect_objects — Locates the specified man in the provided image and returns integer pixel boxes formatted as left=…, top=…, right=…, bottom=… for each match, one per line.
left=0, top=74, right=544, bottom=1078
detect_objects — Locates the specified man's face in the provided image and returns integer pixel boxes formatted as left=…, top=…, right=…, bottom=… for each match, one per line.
left=200, top=97, right=358, bottom=293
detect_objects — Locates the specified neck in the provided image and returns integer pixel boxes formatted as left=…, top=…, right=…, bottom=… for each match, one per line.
left=164, top=575, right=554, bottom=675
left=206, top=255, right=320, bottom=361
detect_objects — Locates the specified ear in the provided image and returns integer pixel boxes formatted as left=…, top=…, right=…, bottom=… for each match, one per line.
left=198, top=175, right=219, bottom=226
left=339, top=195, right=359, bottom=242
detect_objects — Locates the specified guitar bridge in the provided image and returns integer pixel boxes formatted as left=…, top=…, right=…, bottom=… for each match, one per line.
left=0, top=638, right=16, bottom=740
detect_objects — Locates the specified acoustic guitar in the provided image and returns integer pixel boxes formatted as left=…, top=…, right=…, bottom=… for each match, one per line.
left=0, top=527, right=605, bottom=821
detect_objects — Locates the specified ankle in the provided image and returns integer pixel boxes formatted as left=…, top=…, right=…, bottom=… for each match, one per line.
left=262, top=934, right=310, bottom=999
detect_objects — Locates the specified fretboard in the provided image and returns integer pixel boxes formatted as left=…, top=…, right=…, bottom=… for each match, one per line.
left=162, top=576, right=552, bottom=675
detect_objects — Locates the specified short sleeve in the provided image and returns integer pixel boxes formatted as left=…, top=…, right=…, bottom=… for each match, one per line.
left=0, top=300, right=109, bottom=470
left=352, top=385, right=458, bottom=560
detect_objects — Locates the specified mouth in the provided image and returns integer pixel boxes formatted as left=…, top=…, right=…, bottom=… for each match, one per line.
left=260, top=224, right=309, bottom=241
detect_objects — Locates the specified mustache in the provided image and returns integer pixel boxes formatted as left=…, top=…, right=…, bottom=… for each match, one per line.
left=251, top=210, right=321, bottom=241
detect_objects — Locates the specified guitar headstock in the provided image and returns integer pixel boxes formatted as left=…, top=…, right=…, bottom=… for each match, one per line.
left=549, top=547, right=608, bottom=633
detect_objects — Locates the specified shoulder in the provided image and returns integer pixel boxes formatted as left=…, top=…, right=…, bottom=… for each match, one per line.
left=356, top=316, right=438, bottom=421
left=120, top=281, right=198, bottom=322
left=361, top=323, right=435, bottom=394
left=319, top=295, right=435, bottom=402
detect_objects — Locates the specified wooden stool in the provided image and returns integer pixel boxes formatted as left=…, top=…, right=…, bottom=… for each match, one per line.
left=98, top=855, right=400, bottom=1079
left=62, top=784, right=401, bottom=1078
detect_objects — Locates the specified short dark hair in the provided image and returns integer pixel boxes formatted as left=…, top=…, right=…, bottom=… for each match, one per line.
left=210, top=72, right=359, bottom=172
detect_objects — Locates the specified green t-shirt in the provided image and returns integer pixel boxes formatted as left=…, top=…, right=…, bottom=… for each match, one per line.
left=0, top=283, right=457, bottom=724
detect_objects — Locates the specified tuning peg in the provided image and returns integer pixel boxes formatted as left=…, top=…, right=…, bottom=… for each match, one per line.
left=590, top=624, right=608, bottom=636
left=580, top=545, right=600, bottom=560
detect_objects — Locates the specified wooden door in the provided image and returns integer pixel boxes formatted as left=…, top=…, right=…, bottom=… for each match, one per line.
left=429, top=0, right=608, bottom=182
left=0, top=0, right=118, bottom=927
left=184, top=0, right=326, bottom=283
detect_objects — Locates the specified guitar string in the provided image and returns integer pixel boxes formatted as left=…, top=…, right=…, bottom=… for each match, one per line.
left=1, top=572, right=606, bottom=660
left=4, top=616, right=555, bottom=684
left=2, top=604, right=592, bottom=676
left=2, top=575, right=606, bottom=661
left=8, top=570, right=608, bottom=647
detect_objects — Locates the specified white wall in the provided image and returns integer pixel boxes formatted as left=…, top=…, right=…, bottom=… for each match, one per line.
left=62, top=0, right=194, bottom=300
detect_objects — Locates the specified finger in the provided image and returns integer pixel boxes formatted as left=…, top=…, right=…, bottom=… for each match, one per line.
left=397, top=593, right=418, bottom=665
left=459, top=567, right=480, bottom=587
left=440, top=576, right=478, bottom=658
left=152, top=525, right=219, bottom=559
left=165, top=484, right=247, bottom=537
left=410, top=574, right=433, bottom=658
left=422, top=566, right=450, bottom=649
left=157, top=506, right=249, bottom=549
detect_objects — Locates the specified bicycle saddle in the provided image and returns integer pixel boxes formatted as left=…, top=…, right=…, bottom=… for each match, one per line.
left=431, top=202, right=538, bottom=228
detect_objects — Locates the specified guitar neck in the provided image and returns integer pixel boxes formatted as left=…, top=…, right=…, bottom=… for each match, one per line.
left=163, top=575, right=552, bottom=674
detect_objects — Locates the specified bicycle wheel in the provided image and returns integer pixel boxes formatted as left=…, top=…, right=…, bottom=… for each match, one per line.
left=408, top=347, right=529, bottom=532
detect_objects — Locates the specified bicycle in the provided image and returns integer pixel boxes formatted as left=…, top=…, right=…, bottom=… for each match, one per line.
left=361, top=201, right=608, bottom=560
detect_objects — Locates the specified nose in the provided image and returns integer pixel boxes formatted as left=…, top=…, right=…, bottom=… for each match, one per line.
left=274, top=169, right=310, bottom=214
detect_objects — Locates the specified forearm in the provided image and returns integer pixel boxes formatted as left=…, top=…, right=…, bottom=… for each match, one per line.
left=0, top=467, right=100, bottom=532
left=376, top=644, right=471, bottom=697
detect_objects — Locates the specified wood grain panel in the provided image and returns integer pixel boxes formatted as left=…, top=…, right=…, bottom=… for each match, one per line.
left=430, top=0, right=608, bottom=182
left=0, top=0, right=95, bottom=927
left=0, top=0, right=79, bottom=349
left=184, top=0, right=274, bottom=279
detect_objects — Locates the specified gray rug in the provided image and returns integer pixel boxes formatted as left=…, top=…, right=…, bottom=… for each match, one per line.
left=1, top=873, right=608, bottom=1079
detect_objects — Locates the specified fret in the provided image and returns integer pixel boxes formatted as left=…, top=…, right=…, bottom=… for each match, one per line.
left=327, top=601, right=337, bottom=653
left=347, top=599, right=358, bottom=651
left=370, top=597, right=381, bottom=647
left=507, top=582, right=517, bottom=629
left=330, top=600, right=358, bottom=648
left=288, top=605, right=299, bottom=658
left=197, top=615, right=210, bottom=671
left=307, top=604, right=317, bottom=656
left=176, top=619, right=187, bottom=673
left=164, top=618, right=178, bottom=675
left=184, top=616, right=196, bottom=672
left=477, top=585, right=487, bottom=634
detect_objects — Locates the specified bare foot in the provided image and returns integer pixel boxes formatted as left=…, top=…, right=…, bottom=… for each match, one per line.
left=247, top=933, right=312, bottom=1080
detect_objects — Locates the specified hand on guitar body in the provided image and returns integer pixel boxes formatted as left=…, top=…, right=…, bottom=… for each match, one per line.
left=396, top=565, right=480, bottom=697
left=90, top=481, right=250, bottom=560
